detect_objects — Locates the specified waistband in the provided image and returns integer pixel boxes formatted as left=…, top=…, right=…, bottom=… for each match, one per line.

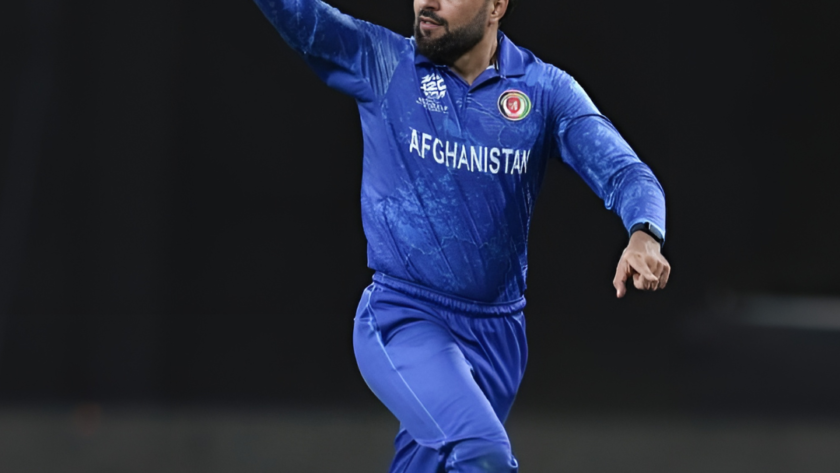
left=372, top=272, right=526, bottom=317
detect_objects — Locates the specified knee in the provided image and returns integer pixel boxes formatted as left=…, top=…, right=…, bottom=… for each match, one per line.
left=445, top=439, right=518, bottom=473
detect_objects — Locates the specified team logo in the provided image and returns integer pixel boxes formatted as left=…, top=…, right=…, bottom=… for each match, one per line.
left=498, top=90, right=531, bottom=121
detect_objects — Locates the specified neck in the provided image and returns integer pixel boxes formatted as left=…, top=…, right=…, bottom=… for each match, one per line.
left=449, top=27, right=499, bottom=86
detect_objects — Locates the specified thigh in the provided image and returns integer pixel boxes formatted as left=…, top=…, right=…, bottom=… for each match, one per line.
left=452, top=313, right=528, bottom=425
left=388, top=428, right=443, bottom=473
left=353, top=285, right=509, bottom=449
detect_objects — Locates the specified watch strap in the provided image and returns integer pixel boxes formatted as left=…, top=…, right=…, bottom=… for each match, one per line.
left=629, top=221, right=664, bottom=248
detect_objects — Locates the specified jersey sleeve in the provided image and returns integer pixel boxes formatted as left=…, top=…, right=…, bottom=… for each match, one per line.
left=253, top=0, right=405, bottom=101
left=549, top=69, right=667, bottom=241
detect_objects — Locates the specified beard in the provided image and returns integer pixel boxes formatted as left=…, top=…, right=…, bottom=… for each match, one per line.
left=414, top=7, right=488, bottom=65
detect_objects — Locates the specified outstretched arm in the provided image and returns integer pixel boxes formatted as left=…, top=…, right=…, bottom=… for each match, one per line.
left=253, top=0, right=404, bottom=100
left=550, top=71, right=670, bottom=297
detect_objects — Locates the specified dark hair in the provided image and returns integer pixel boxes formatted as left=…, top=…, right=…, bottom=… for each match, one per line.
left=502, top=0, right=517, bottom=21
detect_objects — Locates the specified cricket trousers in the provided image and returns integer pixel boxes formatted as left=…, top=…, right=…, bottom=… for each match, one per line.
left=353, top=272, right=528, bottom=472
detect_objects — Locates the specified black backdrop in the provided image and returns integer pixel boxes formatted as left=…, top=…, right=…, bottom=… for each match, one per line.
left=1, top=0, right=839, bottom=413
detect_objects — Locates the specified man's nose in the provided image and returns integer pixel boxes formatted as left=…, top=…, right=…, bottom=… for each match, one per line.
left=417, top=0, right=441, bottom=12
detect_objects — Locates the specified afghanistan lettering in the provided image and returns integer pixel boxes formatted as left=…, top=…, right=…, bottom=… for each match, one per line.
left=408, top=128, right=530, bottom=175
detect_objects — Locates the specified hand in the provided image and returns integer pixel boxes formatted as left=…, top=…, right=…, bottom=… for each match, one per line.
left=612, top=231, right=671, bottom=298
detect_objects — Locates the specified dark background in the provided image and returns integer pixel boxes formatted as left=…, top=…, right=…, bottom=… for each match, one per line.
left=2, top=0, right=839, bottom=419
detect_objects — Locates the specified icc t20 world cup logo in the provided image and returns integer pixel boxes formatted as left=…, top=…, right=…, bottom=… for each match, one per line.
left=420, top=73, right=447, bottom=100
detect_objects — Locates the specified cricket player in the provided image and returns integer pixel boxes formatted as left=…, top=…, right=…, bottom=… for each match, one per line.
left=253, top=0, right=670, bottom=471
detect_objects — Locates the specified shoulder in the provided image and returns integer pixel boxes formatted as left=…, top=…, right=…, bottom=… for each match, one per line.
left=356, top=18, right=414, bottom=50
left=527, top=55, right=574, bottom=90
left=501, top=35, right=576, bottom=89
left=501, top=37, right=599, bottom=122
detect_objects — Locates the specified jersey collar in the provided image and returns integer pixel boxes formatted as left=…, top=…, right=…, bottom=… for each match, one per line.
left=413, top=31, right=527, bottom=79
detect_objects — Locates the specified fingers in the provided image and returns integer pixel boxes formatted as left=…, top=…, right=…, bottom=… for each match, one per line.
left=658, top=263, right=671, bottom=289
left=632, top=271, right=658, bottom=291
left=613, top=260, right=629, bottom=299
left=628, top=254, right=659, bottom=291
left=615, top=252, right=671, bottom=297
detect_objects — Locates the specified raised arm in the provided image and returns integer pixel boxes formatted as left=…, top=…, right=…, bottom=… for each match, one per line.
left=550, top=70, right=670, bottom=297
left=253, top=0, right=405, bottom=101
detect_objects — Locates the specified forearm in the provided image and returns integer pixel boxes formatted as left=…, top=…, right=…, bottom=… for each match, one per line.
left=610, top=162, right=666, bottom=239
left=253, top=0, right=356, bottom=56
left=560, top=114, right=666, bottom=239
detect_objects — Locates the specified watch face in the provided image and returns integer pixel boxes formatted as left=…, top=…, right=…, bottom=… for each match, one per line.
left=646, top=223, right=664, bottom=242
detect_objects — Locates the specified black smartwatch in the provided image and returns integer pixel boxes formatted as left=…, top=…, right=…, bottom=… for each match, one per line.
left=629, top=221, right=664, bottom=248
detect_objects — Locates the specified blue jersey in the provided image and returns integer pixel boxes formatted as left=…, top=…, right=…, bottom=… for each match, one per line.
left=255, top=0, right=666, bottom=303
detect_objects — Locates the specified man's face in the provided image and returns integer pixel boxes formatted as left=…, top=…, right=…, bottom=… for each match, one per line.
left=414, top=0, right=491, bottom=65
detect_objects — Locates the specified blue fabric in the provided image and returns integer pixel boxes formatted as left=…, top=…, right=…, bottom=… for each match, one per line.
left=254, top=0, right=667, bottom=303
left=353, top=280, right=526, bottom=472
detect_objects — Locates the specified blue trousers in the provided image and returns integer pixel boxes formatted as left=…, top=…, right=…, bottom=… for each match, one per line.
left=353, top=273, right=528, bottom=472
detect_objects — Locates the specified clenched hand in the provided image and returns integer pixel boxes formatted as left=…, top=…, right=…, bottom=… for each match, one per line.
left=613, top=231, right=671, bottom=298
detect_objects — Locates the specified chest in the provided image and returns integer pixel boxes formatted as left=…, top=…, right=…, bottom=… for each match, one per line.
left=384, top=65, right=546, bottom=154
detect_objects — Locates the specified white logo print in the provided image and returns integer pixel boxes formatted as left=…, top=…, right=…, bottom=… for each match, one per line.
left=417, top=72, right=449, bottom=113
left=420, top=73, right=447, bottom=100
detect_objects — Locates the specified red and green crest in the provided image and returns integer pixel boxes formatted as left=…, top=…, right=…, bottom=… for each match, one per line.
left=498, top=90, right=532, bottom=121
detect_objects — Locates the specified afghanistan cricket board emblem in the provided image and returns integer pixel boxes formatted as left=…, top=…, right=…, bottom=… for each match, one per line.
left=498, top=90, right=532, bottom=121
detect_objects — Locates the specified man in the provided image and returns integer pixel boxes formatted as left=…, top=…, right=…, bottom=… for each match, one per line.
left=253, top=0, right=670, bottom=471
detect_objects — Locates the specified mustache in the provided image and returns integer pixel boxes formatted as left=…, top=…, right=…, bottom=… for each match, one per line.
left=418, top=10, right=447, bottom=27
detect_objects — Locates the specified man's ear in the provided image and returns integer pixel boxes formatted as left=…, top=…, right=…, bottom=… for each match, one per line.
left=490, top=0, right=508, bottom=22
